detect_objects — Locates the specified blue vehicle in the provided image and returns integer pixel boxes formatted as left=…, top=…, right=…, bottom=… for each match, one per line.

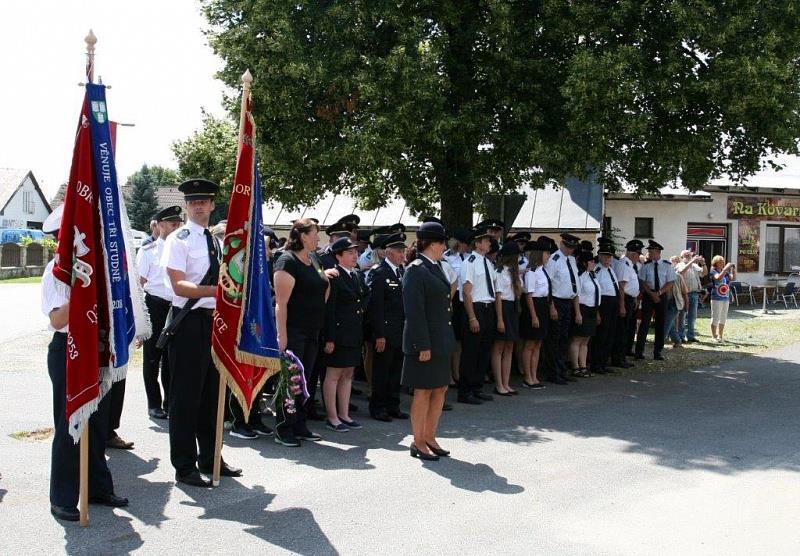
left=0, top=228, right=46, bottom=244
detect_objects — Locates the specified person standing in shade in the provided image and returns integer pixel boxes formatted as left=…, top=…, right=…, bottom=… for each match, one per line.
left=611, top=240, right=642, bottom=367
left=41, top=209, right=129, bottom=521
left=519, top=240, right=552, bottom=389
left=161, top=179, right=242, bottom=487
left=676, top=249, right=707, bottom=342
left=322, top=237, right=367, bottom=432
left=591, top=240, right=623, bottom=375
left=635, top=239, right=676, bottom=361
left=457, top=226, right=497, bottom=404
left=136, top=205, right=183, bottom=420
left=569, top=251, right=598, bottom=377
left=444, top=228, right=472, bottom=386
left=401, top=222, right=456, bottom=461
left=491, top=242, right=523, bottom=396
left=543, top=233, right=581, bottom=384
left=272, top=218, right=330, bottom=446
left=368, top=233, right=409, bottom=422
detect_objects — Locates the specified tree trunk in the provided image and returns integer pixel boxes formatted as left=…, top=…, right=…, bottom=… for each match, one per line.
left=439, top=177, right=474, bottom=230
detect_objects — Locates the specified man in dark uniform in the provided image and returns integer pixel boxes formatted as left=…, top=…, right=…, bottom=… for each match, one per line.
left=367, top=233, right=408, bottom=421
left=543, top=233, right=581, bottom=384
left=635, top=239, right=676, bottom=361
left=162, top=179, right=242, bottom=487
left=136, top=205, right=183, bottom=420
left=592, top=239, right=623, bottom=374
left=611, top=239, right=643, bottom=366
left=457, top=226, right=497, bottom=404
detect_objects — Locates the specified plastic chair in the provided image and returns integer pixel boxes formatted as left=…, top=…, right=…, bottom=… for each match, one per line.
left=738, top=281, right=756, bottom=305
left=779, top=282, right=798, bottom=309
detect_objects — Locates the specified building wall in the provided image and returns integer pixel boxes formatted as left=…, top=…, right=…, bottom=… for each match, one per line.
left=0, top=175, right=51, bottom=229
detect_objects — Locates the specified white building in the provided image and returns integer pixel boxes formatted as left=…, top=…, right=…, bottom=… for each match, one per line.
left=0, top=169, right=52, bottom=229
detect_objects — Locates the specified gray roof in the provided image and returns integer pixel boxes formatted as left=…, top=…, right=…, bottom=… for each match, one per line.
left=510, top=177, right=604, bottom=231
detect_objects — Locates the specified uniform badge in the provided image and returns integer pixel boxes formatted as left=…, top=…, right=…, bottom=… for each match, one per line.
left=177, top=228, right=190, bottom=240
left=468, top=254, right=476, bottom=262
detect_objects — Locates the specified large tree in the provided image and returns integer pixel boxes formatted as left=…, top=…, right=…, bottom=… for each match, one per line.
left=200, top=0, right=800, bottom=228
left=126, top=164, right=178, bottom=231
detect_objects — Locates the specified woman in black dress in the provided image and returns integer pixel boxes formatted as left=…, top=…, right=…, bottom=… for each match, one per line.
left=272, top=218, right=330, bottom=447
left=401, top=222, right=456, bottom=461
left=322, top=237, right=367, bottom=432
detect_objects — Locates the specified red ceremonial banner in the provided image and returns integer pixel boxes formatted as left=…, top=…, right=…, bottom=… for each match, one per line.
left=53, top=95, right=111, bottom=442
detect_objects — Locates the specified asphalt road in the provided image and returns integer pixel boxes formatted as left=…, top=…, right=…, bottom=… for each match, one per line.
left=1, top=283, right=799, bottom=554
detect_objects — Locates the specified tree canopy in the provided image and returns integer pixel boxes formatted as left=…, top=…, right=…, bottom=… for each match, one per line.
left=126, top=164, right=178, bottom=231
left=199, top=0, right=800, bottom=227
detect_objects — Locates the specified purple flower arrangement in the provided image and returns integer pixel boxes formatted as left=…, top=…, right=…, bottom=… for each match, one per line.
left=273, top=350, right=309, bottom=415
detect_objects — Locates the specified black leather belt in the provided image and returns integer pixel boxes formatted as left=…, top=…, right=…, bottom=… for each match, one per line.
left=146, top=293, right=171, bottom=305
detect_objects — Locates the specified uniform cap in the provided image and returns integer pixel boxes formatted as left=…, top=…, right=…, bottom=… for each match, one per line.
left=178, top=179, right=219, bottom=200
left=647, top=239, right=664, bottom=251
left=417, top=221, right=447, bottom=241
left=154, top=205, right=183, bottom=222
left=560, top=233, right=581, bottom=248
left=330, top=237, right=359, bottom=253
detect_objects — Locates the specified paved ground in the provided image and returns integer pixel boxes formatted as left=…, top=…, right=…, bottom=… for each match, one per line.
left=1, top=284, right=800, bottom=555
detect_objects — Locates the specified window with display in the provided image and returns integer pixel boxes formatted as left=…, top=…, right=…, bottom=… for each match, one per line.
left=765, top=225, right=800, bottom=273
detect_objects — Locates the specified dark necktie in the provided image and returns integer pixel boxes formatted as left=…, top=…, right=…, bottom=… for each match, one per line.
left=483, top=257, right=495, bottom=297
left=566, top=257, right=577, bottom=295
left=541, top=267, right=553, bottom=297
left=608, top=267, right=619, bottom=296
left=204, top=229, right=220, bottom=283
left=653, top=260, right=660, bottom=291
left=590, top=272, right=600, bottom=306
left=397, top=266, right=404, bottom=280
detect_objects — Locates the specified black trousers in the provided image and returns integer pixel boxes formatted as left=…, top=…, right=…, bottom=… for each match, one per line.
left=545, top=298, right=574, bottom=381
left=107, top=379, right=126, bottom=439
left=143, top=293, right=171, bottom=411
left=458, top=301, right=495, bottom=396
left=48, top=332, right=114, bottom=507
left=613, top=294, right=638, bottom=363
left=369, top=339, right=403, bottom=415
left=231, top=385, right=267, bottom=427
left=275, top=326, right=320, bottom=437
left=636, top=294, right=666, bottom=357
left=167, top=309, right=220, bottom=476
left=592, top=296, right=619, bottom=368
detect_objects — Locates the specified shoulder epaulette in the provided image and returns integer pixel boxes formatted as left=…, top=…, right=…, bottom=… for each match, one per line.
left=551, top=253, right=560, bottom=261
left=371, top=263, right=380, bottom=270
left=176, top=228, right=190, bottom=240
left=444, top=249, right=452, bottom=257
left=410, top=258, right=424, bottom=267
left=467, top=254, right=476, bottom=262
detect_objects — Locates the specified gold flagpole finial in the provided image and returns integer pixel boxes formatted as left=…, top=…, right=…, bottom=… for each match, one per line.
left=242, top=69, right=253, bottom=91
left=85, top=30, right=97, bottom=83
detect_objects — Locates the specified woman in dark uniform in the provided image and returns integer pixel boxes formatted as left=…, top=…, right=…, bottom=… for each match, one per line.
left=569, top=250, right=599, bottom=378
left=401, top=222, right=456, bottom=461
left=322, top=237, right=367, bottom=432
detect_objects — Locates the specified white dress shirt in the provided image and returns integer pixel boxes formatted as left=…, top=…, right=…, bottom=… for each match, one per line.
left=459, top=251, right=497, bottom=303
left=161, top=220, right=217, bottom=310
left=638, top=258, right=676, bottom=291
left=595, top=264, right=620, bottom=297
left=544, top=249, right=579, bottom=299
left=494, top=267, right=517, bottom=301
left=577, top=271, right=600, bottom=308
left=41, top=259, right=70, bottom=333
left=524, top=267, right=550, bottom=298
left=136, top=237, right=174, bottom=301
left=613, top=257, right=640, bottom=296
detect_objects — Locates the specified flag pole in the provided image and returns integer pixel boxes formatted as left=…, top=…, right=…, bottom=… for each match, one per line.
left=78, top=28, right=96, bottom=528
left=212, top=68, right=253, bottom=487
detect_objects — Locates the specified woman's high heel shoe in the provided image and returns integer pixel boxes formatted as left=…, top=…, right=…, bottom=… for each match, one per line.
left=426, top=443, right=450, bottom=457
left=410, top=443, right=439, bottom=461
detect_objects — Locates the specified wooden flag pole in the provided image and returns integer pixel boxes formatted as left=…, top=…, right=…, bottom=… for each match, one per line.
left=212, top=68, right=253, bottom=488
left=78, top=29, right=96, bottom=528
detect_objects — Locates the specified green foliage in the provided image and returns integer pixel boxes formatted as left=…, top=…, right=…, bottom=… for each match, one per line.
left=200, top=0, right=800, bottom=227
left=126, top=165, right=178, bottom=230
left=21, top=236, right=57, bottom=251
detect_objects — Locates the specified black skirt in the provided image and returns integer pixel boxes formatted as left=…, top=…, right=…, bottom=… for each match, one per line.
left=520, top=296, right=549, bottom=340
left=495, top=299, right=520, bottom=341
left=401, top=354, right=451, bottom=390
left=572, top=304, right=598, bottom=337
left=325, top=345, right=362, bottom=368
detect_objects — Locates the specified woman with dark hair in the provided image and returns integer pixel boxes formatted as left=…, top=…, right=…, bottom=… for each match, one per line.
left=569, top=251, right=598, bottom=378
left=272, top=218, right=330, bottom=447
left=401, top=222, right=456, bottom=461
left=491, top=242, right=523, bottom=395
left=519, top=241, right=552, bottom=389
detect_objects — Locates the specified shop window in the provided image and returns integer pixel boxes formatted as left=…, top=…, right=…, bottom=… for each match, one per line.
left=765, top=225, right=800, bottom=273
left=634, top=217, right=653, bottom=238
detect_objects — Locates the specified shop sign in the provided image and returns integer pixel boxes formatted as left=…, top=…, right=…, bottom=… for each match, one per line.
left=736, top=219, right=760, bottom=272
left=727, top=196, right=800, bottom=221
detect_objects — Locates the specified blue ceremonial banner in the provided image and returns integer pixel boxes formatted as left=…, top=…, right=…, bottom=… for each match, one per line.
left=238, top=161, right=280, bottom=359
left=87, top=83, right=136, bottom=371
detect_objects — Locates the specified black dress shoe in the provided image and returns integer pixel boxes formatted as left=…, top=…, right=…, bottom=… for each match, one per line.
left=371, top=412, right=392, bottom=422
left=176, top=471, right=212, bottom=488
left=89, top=493, right=129, bottom=507
left=426, top=443, right=450, bottom=457
left=654, top=353, right=665, bottom=361
left=148, top=407, right=168, bottom=420
left=410, top=444, right=439, bottom=461
left=474, top=392, right=494, bottom=401
left=387, top=410, right=409, bottom=420
left=198, top=461, right=243, bottom=477
left=457, top=394, right=482, bottom=405
left=51, top=505, right=80, bottom=521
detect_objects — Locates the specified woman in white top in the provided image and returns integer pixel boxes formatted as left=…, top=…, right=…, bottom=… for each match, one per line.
left=491, top=242, right=523, bottom=395
left=519, top=241, right=554, bottom=389
left=569, top=251, right=599, bottom=377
